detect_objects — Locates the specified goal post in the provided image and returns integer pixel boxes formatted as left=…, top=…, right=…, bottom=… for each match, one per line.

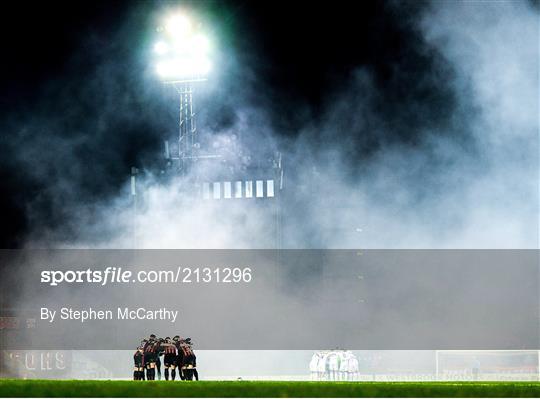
left=435, top=350, right=539, bottom=381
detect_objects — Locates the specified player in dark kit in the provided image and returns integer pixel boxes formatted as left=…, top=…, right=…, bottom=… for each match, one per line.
left=156, top=342, right=164, bottom=380
left=187, top=338, right=199, bottom=381
left=179, top=338, right=198, bottom=381
left=162, top=337, right=178, bottom=380
left=143, top=334, right=159, bottom=380
left=133, top=346, right=145, bottom=380
left=172, top=336, right=185, bottom=380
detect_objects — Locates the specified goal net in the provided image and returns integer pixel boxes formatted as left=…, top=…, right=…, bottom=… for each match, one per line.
left=436, top=350, right=539, bottom=381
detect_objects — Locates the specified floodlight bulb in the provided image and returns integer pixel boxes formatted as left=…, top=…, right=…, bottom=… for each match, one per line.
left=165, top=14, right=192, bottom=38
left=156, top=61, right=171, bottom=77
left=155, top=56, right=211, bottom=80
left=154, top=41, right=168, bottom=55
left=154, top=12, right=212, bottom=81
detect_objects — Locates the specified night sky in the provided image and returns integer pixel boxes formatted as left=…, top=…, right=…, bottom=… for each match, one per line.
left=0, top=1, right=533, bottom=247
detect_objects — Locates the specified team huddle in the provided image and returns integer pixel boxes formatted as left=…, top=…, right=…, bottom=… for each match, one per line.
left=309, top=350, right=359, bottom=381
left=133, top=335, right=197, bottom=381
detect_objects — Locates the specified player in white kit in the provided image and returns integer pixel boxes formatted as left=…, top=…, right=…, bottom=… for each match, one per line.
left=309, top=353, right=320, bottom=380
left=317, top=351, right=329, bottom=380
left=349, top=354, right=359, bottom=381
left=339, top=351, right=351, bottom=381
left=327, top=352, right=339, bottom=381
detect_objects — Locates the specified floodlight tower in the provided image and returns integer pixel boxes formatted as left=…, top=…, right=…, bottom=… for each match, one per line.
left=153, top=12, right=212, bottom=174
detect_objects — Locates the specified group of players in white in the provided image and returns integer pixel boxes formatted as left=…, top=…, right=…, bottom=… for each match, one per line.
left=309, top=350, right=359, bottom=381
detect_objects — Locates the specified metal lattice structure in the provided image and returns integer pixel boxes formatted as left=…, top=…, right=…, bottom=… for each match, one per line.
left=130, top=12, right=284, bottom=249
left=164, top=79, right=215, bottom=174
left=162, top=79, right=210, bottom=174
left=178, top=82, right=197, bottom=171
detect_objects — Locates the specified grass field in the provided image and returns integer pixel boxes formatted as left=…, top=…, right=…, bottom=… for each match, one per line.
left=1, top=380, right=540, bottom=397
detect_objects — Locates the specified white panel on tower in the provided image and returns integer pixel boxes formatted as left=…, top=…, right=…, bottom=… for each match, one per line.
left=224, top=181, right=232, bottom=199
left=245, top=181, right=253, bottom=198
left=267, top=179, right=275, bottom=197
left=256, top=180, right=264, bottom=197
left=213, top=182, right=221, bottom=199
left=234, top=181, right=243, bottom=198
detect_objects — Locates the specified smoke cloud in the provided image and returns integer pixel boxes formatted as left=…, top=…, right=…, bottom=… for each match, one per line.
left=1, top=0, right=538, bottom=378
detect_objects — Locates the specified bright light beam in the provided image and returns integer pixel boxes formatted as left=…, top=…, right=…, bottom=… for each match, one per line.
left=165, top=14, right=192, bottom=40
left=153, top=12, right=212, bottom=81
left=154, top=41, right=168, bottom=55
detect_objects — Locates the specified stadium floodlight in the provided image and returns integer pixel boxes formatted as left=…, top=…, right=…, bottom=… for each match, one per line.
left=152, top=10, right=212, bottom=174
left=165, top=14, right=192, bottom=37
left=153, top=12, right=211, bottom=82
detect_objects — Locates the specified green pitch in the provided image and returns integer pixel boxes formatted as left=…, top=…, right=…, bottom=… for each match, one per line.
left=1, top=380, right=539, bottom=397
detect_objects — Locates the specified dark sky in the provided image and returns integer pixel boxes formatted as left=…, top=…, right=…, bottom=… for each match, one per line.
left=0, top=0, right=459, bottom=247
left=0, top=1, right=443, bottom=118
left=0, top=0, right=456, bottom=116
